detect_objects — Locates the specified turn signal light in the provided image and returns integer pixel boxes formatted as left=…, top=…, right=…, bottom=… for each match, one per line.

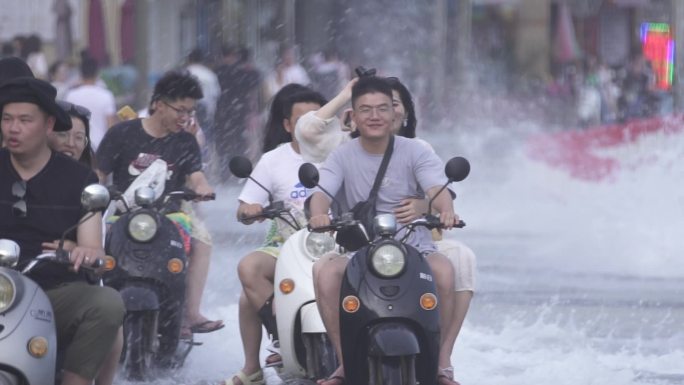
left=342, top=295, right=360, bottom=313
left=103, top=256, right=116, bottom=271
left=28, top=336, right=48, bottom=358
left=279, top=279, right=295, bottom=294
left=420, top=293, right=438, bottom=310
left=167, top=258, right=184, bottom=274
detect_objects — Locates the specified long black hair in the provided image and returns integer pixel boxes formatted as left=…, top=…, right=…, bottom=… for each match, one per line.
left=56, top=100, right=96, bottom=169
left=386, top=77, right=417, bottom=138
left=262, top=84, right=327, bottom=153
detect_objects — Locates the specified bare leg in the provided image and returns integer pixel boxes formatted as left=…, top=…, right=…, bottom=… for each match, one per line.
left=313, top=253, right=348, bottom=384
left=184, top=239, right=216, bottom=326
left=425, top=252, right=456, bottom=369
left=236, top=291, right=262, bottom=381
left=237, top=251, right=276, bottom=311
left=94, top=326, right=123, bottom=385
left=441, top=291, right=473, bottom=366
left=61, top=371, right=92, bottom=385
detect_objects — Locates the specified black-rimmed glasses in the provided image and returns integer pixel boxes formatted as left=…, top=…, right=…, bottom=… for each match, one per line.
left=12, top=180, right=27, bottom=218
left=161, top=100, right=196, bottom=118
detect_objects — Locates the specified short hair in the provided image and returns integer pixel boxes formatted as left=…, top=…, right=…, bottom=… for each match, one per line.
left=351, top=76, right=393, bottom=108
left=80, top=57, right=98, bottom=79
left=150, top=69, right=203, bottom=111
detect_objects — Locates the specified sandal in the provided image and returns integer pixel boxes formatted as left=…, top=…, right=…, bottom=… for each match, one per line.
left=222, top=369, right=264, bottom=385
left=264, top=352, right=282, bottom=368
left=437, top=366, right=461, bottom=385
left=264, top=340, right=282, bottom=367
left=189, top=319, right=225, bottom=334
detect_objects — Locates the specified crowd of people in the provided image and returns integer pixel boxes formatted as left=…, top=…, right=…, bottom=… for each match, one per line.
left=547, top=50, right=672, bottom=127
left=0, top=39, right=475, bottom=385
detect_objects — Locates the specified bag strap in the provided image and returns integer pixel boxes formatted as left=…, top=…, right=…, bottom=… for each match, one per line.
left=368, top=135, right=394, bottom=200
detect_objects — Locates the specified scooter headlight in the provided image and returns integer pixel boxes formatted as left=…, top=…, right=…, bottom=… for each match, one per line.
left=370, top=244, right=405, bottom=278
left=127, top=213, right=158, bottom=242
left=305, top=232, right=336, bottom=258
left=0, top=274, right=17, bottom=314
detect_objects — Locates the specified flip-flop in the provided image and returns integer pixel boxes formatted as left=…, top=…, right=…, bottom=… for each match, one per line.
left=317, top=375, right=345, bottom=385
left=189, top=319, right=225, bottom=334
left=264, top=352, right=282, bottom=368
left=221, top=369, right=264, bottom=385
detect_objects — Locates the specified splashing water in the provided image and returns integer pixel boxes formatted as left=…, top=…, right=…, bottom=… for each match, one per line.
left=114, top=118, right=684, bottom=384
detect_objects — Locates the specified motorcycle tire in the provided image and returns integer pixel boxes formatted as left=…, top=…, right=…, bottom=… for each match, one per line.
left=368, top=355, right=417, bottom=385
left=304, top=333, right=338, bottom=379
left=123, top=311, right=156, bottom=381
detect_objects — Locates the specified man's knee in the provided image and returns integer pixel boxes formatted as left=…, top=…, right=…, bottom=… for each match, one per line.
left=89, top=286, right=126, bottom=329
left=237, top=254, right=259, bottom=283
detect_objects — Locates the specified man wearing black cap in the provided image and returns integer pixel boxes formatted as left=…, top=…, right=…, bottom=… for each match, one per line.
left=0, top=72, right=125, bottom=385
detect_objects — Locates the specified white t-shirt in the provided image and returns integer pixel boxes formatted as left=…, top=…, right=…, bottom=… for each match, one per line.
left=187, top=63, right=220, bottom=120
left=238, top=143, right=319, bottom=239
left=65, top=84, right=116, bottom=151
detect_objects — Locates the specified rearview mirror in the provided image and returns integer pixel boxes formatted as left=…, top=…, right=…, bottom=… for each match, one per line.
left=81, top=184, right=110, bottom=212
left=298, top=163, right=319, bottom=189
left=229, top=156, right=253, bottom=178
left=0, top=239, right=20, bottom=268
left=445, top=157, right=470, bottom=182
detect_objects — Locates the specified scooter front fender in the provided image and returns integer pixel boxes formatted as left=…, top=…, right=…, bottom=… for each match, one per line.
left=367, top=322, right=420, bottom=357
left=0, top=269, right=56, bottom=385
left=119, top=284, right=160, bottom=312
left=300, top=302, right=326, bottom=333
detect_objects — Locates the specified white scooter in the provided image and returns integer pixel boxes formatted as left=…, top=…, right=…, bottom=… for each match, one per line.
left=274, top=227, right=338, bottom=380
left=0, top=184, right=110, bottom=385
left=229, top=156, right=338, bottom=381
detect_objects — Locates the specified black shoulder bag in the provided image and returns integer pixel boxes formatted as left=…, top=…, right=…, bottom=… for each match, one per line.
left=350, top=135, right=394, bottom=241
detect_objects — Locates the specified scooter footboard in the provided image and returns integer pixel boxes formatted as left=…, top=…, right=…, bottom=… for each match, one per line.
left=300, top=302, right=326, bottom=333
left=367, top=322, right=420, bottom=356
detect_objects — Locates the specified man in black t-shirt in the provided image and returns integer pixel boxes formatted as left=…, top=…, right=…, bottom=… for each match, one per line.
left=0, top=75, right=124, bottom=385
left=96, top=70, right=223, bottom=336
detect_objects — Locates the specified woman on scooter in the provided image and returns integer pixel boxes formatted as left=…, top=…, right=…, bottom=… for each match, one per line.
left=295, top=75, right=475, bottom=385
left=225, top=84, right=327, bottom=385
left=45, top=100, right=124, bottom=385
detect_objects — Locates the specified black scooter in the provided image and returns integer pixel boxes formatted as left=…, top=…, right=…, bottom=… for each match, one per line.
left=102, top=186, right=214, bottom=381
left=298, top=156, right=470, bottom=385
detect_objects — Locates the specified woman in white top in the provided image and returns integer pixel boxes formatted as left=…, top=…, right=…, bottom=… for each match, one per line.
left=225, top=84, right=327, bottom=385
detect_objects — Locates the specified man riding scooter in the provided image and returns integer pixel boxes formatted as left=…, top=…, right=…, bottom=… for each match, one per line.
left=308, top=76, right=461, bottom=385
left=95, top=70, right=222, bottom=338
left=0, top=60, right=125, bottom=385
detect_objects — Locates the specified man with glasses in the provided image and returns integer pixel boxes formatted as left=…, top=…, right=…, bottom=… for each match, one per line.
left=96, top=69, right=223, bottom=336
left=308, top=76, right=460, bottom=385
left=0, top=72, right=125, bottom=385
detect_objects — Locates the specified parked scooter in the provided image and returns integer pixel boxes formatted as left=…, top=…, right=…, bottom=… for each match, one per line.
left=230, top=156, right=338, bottom=381
left=102, top=185, right=214, bottom=381
left=299, top=156, right=470, bottom=385
left=0, top=184, right=110, bottom=385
